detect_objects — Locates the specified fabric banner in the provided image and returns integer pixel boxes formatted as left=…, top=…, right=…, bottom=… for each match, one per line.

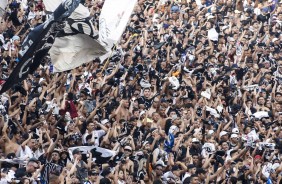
left=43, top=0, right=90, bottom=19
left=51, top=33, right=107, bottom=72
left=43, top=0, right=107, bottom=72
left=98, top=0, right=138, bottom=51
left=0, top=0, right=80, bottom=93
left=0, top=0, right=7, bottom=10
left=68, top=146, right=117, bottom=164
left=0, top=0, right=7, bottom=16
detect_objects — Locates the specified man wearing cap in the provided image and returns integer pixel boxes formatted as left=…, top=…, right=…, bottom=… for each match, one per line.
left=84, top=169, right=100, bottom=184
left=67, top=148, right=91, bottom=183
left=189, top=138, right=202, bottom=155
left=14, top=158, right=40, bottom=179
left=151, top=160, right=165, bottom=182
left=229, top=134, right=239, bottom=149
left=219, top=131, right=229, bottom=141
left=182, top=164, right=197, bottom=182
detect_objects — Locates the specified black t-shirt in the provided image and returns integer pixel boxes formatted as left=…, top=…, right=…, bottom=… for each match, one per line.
left=138, top=96, right=154, bottom=109
left=257, top=13, right=270, bottom=23
left=14, top=167, right=31, bottom=178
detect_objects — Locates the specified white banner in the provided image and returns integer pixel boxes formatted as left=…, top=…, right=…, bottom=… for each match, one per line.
left=51, top=34, right=107, bottom=72
left=43, top=0, right=90, bottom=19
left=0, top=0, right=7, bottom=10
left=0, top=0, right=7, bottom=16
left=68, top=146, right=117, bottom=161
left=98, top=0, right=138, bottom=51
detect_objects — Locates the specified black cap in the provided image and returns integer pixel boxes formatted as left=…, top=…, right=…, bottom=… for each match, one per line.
left=89, top=169, right=99, bottom=176
left=72, top=148, right=82, bottom=155
left=187, top=164, right=196, bottom=169
left=6, top=153, right=16, bottom=159
left=100, top=178, right=111, bottom=184
left=101, top=168, right=111, bottom=177
left=28, top=157, right=39, bottom=164
left=196, top=168, right=206, bottom=174
left=171, top=165, right=179, bottom=171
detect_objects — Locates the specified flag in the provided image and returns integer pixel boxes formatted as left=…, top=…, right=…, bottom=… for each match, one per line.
left=164, top=133, right=174, bottom=153
left=68, top=146, right=117, bottom=164
left=98, top=0, right=138, bottom=52
left=0, top=0, right=7, bottom=16
left=49, top=17, right=107, bottom=72
left=47, top=0, right=138, bottom=71
left=267, top=177, right=273, bottom=184
left=43, top=0, right=108, bottom=72
left=0, top=0, right=80, bottom=94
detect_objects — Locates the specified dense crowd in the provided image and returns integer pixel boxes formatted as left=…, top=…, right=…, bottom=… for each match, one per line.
left=0, top=0, right=282, bottom=183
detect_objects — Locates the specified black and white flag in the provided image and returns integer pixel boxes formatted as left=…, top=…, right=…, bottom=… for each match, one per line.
left=0, top=0, right=81, bottom=94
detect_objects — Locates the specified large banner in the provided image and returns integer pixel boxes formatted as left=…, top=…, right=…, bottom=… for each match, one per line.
left=0, top=0, right=80, bottom=94
left=68, top=146, right=117, bottom=164
left=98, top=0, right=138, bottom=51
left=0, top=0, right=7, bottom=16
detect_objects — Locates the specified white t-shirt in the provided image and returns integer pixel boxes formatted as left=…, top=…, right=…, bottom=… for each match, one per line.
left=82, top=130, right=106, bottom=146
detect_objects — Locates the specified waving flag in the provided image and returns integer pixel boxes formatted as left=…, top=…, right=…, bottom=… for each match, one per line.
left=98, top=0, right=138, bottom=60
left=0, top=0, right=7, bottom=16
left=43, top=0, right=137, bottom=72
left=0, top=0, right=81, bottom=94
left=68, top=146, right=117, bottom=164
left=164, top=133, right=175, bottom=153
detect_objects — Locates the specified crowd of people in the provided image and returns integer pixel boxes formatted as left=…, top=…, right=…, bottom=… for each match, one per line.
left=0, top=0, right=282, bottom=183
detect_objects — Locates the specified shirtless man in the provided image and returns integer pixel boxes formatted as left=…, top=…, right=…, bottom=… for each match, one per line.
left=115, top=99, right=131, bottom=122
left=1, top=118, right=20, bottom=155
left=255, top=96, right=270, bottom=111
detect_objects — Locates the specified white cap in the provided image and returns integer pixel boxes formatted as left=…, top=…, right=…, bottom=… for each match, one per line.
left=39, top=78, right=45, bottom=84
left=231, top=134, right=238, bottom=138
left=101, top=119, right=109, bottom=125
left=232, top=128, right=239, bottom=134
left=169, top=125, right=179, bottom=134
left=207, top=15, right=215, bottom=20
left=168, top=76, right=180, bottom=90
left=208, top=130, right=215, bottom=135
left=222, top=25, right=229, bottom=31
left=228, top=37, right=235, bottom=42
left=155, top=160, right=166, bottom=167
left=234, top=10, right=241, bottom=14
left=219, top=131, right=228, bottom=138
left=272, top=38, right=279, bottom=42
left=124, top=145, right=132, bottom=151
left=192, top=138, right=200, bottom=143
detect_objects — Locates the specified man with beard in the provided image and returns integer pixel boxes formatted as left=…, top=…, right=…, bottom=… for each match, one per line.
left=255, top=96, right=269, bottom=111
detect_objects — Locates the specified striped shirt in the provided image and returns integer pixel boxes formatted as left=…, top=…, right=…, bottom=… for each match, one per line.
left=40, top=162, right=61, bottom=184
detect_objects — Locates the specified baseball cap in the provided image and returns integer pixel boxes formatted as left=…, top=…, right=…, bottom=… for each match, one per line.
left=89, top=169, right=99, bottom=176
left=192, top=138, right=200, bottom=143
left=254, top=155, right=262, bottom=160
left=101, top=119, right=109, bottom=125
left=187, top=164, right=196, bottom=169
left=171, top=5, right=180, bottom=12
left=12, top=35, right=20, bottom=42
left=208, top=130, right=215, bottom=135
left=219, top=131, right=228, bottom=138
left=100, top=178, right=111, bottom=184
left=232, top=128, right=239, bottom=134
left=230, top=134, right=238, bottom=139
left=155, top=160, right=166, bottom=167
left=124, top=145, right=132, bottom=151
left=72, top=148, right=82, bottom=155
left=272, top=38, right=279, bottom=42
